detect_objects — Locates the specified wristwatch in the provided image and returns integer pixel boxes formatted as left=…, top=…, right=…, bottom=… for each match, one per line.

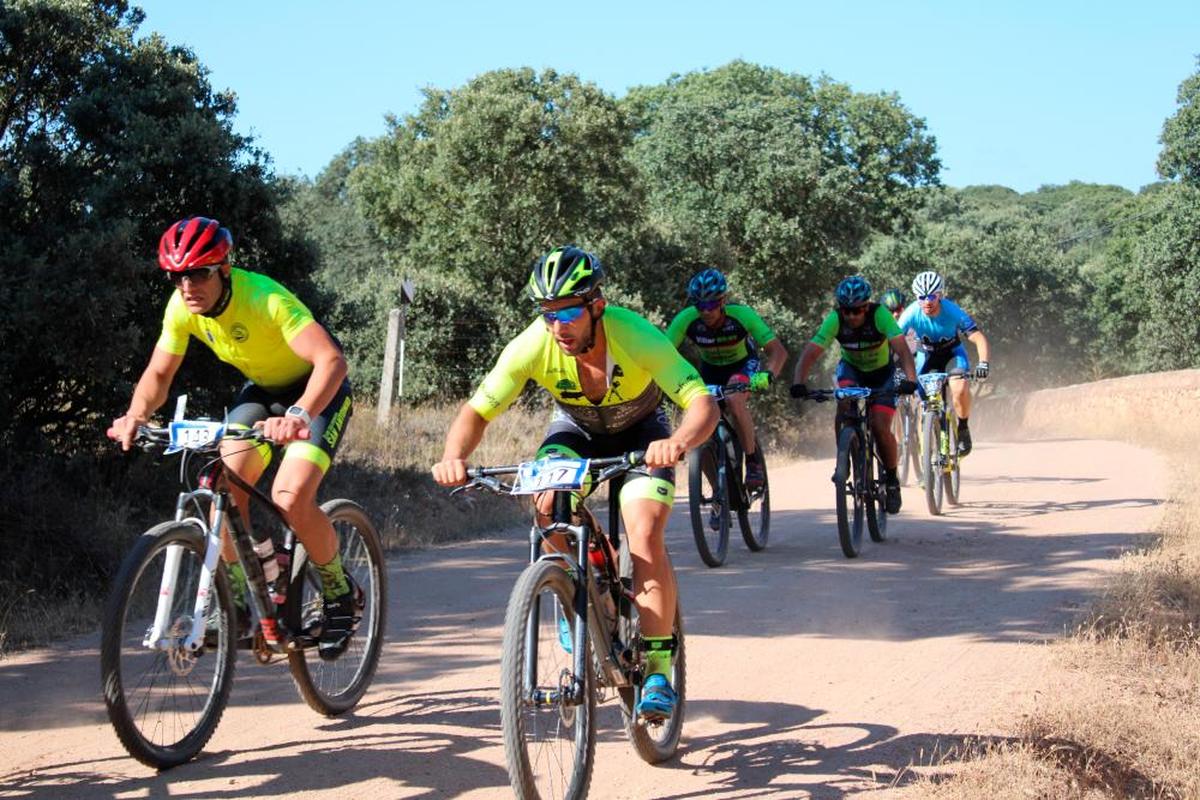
left=285, top=405, right=312, bottom=426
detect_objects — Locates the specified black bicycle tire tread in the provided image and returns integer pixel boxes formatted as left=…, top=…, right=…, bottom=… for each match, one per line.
left=687, top=444, right=729, bottom=567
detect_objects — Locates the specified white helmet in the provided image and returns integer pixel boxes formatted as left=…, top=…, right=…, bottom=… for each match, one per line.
left=912, top=270, right=944, bottom=298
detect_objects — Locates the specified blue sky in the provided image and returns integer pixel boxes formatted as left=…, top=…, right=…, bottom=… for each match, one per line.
left=135, top=1, right=1198, bottom=193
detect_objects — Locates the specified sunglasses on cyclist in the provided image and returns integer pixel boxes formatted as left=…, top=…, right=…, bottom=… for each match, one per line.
left=841, top=304, right=868, bottom=316
left=541, top=303, right=589, bottom=324
left=695, top=298, right=723, bottom=312
left=167, top=266, right=220, bottom=286
left=918, top=292, right=941, bottom=302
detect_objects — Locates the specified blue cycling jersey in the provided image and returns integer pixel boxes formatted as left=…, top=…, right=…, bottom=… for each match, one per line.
left=898, top=299, right=979, bottom=353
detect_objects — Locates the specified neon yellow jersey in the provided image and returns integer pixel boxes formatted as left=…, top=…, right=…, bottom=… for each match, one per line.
left=469, top=305, right=709, bottom=435
left=155, top=268, right=316, bottom=391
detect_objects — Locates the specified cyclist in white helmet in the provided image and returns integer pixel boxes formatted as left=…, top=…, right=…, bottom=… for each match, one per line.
left=898, top=270, right=991, bottom=456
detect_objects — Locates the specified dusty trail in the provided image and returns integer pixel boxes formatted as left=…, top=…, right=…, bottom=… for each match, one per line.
left=0, top=438, right=1166, bottom=799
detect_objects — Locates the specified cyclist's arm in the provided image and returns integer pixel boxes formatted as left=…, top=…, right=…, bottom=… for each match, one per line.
left=792, top=341, right=825, bottom=385
left=648, top=393, right=717, bottom=467
left=890, top=336, right=918, bottom=382
left=284, top=323, right=348, bottom=420
left=664, top=307, right=696, bottom=351
left=432, top=404, right=490, bottom=486
left=760, top=338, right=788, bottom=379
left=109, top=346, right=184, bottom=450
left=966, top=329, right=990, bottom=363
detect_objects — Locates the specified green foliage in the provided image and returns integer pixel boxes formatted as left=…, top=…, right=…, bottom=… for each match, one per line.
left=349, top=68, right=644, bottom=399
left=0, top=0, right=314, bottom=451
left=622, top=61, right=941, bottom=328
left=1158, top=57, right=1200, bottom=185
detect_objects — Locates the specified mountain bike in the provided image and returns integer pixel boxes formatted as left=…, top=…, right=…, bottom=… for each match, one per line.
left=100, top=418, right=386, bottom=769
left=686, top=382, right=770, bottom=567
left=455, top=452, right=685, bottom=799
left=801, top=387, right=898, bottom=558
left=917, top=372, right=975, bottom=515
left=891, top=373, right=923, bottom=487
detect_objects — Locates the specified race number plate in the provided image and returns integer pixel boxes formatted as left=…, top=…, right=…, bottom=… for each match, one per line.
left=511, top=458, right=590, bottom=495
left=834, top=386, right=872, bottom=400
left=165, top=420, right=226, bottom=454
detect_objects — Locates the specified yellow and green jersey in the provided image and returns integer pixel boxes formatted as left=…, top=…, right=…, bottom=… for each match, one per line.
left=665, top=304, right=777, bottom=365
left=156, top=268, right=316, bottom=391
left=469, top=305, right=709, bottom=435
left=811, top=303, right=902, bottom=372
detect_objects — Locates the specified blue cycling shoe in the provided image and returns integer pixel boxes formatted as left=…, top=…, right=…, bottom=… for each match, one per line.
left=636, top=673, right=676, bottom=721
left=558, top=615, right=573, bottom=653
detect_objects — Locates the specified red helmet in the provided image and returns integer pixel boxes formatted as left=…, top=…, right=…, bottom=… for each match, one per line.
left=157, top=217, right=232, bottom=272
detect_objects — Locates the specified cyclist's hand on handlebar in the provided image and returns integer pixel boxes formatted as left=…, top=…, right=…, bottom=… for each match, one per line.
left=789, top=383, right=808, bottom=399
left=897, top=379, right=918, bottom=396
left=107, top=412, right=147, bottom=452
left=644, top=437, right=688, bottom=468
left=255, top=415, right=309, bottom=445
left=750, top=371, right=773, bottom=392
left=975, top=361, right=990, bottom=381
left=432, top=458, right=469, bottom=487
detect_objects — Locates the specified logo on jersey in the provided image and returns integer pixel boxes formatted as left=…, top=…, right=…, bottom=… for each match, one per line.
left=231, top=323, right=249, bottom=343
left=555, top=379, right=577, bottom=392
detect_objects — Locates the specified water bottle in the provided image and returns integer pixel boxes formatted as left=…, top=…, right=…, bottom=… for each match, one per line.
left=252, top=539, right=286, bottom=604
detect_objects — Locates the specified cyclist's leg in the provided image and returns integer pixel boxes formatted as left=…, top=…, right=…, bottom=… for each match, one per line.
left=222, top=383, right=274, bottom=560
left=947, top=345, right=972, bottom=419
left=274, top=379, right=353, bottom=590
left=864, top=366, right=899, bottom=468
left=533, top=414, right=596, bottom=551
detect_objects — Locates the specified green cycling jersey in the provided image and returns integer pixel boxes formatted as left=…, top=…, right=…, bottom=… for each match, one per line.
left=469, top=305, right=709, bottom=435
left=811, top=304, right=902, bottom=372
left=665, top=304, right=777, bottom=366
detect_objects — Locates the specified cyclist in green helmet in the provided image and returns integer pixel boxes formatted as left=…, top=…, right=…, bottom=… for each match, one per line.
left=432, top=245, right=718, bottom=722
left=666, top=268, right=788, bottom=494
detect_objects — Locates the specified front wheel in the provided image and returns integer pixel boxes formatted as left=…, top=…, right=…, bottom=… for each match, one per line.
left=922, top=411, right=944, bottom=515
left=285, top=499, right=386, bottom=716
left=501, top=559, right=596, bottom=800
left=835, top=426, right=865, bottom=558
left=737, top=447, right=770, bottom=552
left=687, top=441, right=729, bottom=567
left=893, top=406, right=911, bottom=486
left=101, top=521, right=235, bottom=769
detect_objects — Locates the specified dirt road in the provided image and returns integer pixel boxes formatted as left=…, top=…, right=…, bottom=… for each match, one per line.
left=0, top=438, right=1166, bottom=799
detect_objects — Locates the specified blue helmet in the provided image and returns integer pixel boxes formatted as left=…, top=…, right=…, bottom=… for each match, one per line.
left=687, top=268, right=728, bottom=304
left=880, top=288, right=907, bottom=312
left=835, top=275, right=872, bottom=308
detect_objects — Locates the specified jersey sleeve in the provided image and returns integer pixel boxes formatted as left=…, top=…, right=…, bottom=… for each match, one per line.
left=665, top=307, right=698, bottom=348
left=877, top=306, right=903, bottom=338
left=951, top=302, right=979, bottom=335
left=467, top=320, right=541, bottom=421
left=154, top=292, right=191, bottom=356
left=810, top=310, right=840, bottom=347
left=266, top=287, right=316, bottom=343
left=625, top=313, right=709, bottom=409
left=726, top=305, right=777, bottom=345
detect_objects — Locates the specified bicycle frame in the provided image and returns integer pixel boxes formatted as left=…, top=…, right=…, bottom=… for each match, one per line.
left=142, top=433, right=303, bottom=656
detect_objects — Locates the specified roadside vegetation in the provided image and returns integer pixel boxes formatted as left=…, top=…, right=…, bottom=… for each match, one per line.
left=4, top=5, right=1200, bottom=793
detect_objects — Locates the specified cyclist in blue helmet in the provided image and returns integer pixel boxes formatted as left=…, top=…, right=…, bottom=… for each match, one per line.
left=790, top=275, right=918, bottom=513
left=666, top=268, right=788, bottom=495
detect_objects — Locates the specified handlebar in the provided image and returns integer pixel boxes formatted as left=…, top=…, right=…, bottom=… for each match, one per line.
left=130, top=423, right=271, bottom=452
left=455, top=451, right=647, bottom=496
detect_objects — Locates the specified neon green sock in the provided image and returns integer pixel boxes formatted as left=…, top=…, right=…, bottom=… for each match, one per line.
left=225, top=561, right=248, bottom=611
left=644, top=635, right=675, bottom=677
left=314, top=553, right=350, bottom=600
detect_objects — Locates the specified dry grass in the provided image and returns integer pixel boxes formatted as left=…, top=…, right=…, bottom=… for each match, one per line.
left=899, top=452, right=1200, bottom=798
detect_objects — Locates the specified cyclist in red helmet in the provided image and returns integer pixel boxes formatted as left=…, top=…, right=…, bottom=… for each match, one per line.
left=107, top=217, right=362, bottom=657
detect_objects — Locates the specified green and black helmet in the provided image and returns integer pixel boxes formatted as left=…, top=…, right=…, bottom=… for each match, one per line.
left=527, top=245, right=604, bottom=302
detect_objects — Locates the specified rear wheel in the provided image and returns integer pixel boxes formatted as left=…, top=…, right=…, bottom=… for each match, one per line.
left=737, top=445, right=770, bottom=552
left=620, top=604, right=686, bottom=764
left=285, top=500, right=386, bottom=716
left=501, top=559, right=595, bottom=800
left=101, top=521, right=235, bottom=769
left=835, top=426, right=865, bottom=558
left=866, top=446, right=888, bottom=543
left=945, top=415, right=962, bottom=506
left=687, top=440, right=730, bottom=567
